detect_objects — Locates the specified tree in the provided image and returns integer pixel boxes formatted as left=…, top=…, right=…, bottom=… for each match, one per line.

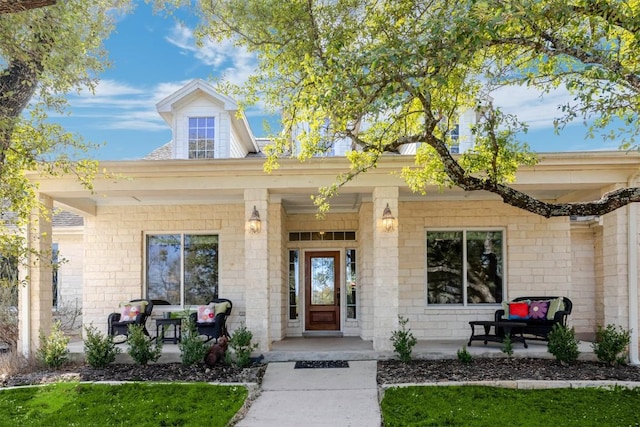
left=0, top=0, right=55, bottom=15
left=195, top=0, right=640, bottom=218
left=0, top=0, right=132, bottom=272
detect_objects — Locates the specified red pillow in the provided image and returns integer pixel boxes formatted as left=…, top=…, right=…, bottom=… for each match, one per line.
left=508, top=302, right=529, bottom=319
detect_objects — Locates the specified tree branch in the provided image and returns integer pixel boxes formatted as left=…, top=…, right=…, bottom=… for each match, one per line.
left=0, top=0, right=55, bottom=14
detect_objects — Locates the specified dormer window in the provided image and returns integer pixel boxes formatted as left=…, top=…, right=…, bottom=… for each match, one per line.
left=188, top=117, right=215, bottom=159
left=450, top=124, right=460, bottom=154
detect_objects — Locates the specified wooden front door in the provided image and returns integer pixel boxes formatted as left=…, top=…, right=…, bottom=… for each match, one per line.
left=305, top=251, right=340, bottom=331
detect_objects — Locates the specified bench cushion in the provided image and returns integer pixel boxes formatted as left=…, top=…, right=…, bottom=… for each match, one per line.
left=529, top=300, right=548, bottom=319
left=508, top=302, right=529, bottom=319
left=547, top=297, right=565, bottom=320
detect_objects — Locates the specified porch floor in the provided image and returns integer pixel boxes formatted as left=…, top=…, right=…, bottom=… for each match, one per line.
left=67, top=336, right=597, bottom=363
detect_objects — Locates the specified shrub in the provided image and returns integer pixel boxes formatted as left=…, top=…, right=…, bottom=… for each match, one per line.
left=37, top=320, right=69, bottom=369
left=390, top=316, right=417, bottom=363
left=457, top=346, right=472, bottom=364
left=592, top=324, right=631, bottom=366
left=501, top=333, right=513, bottom=357
left=179, top=314, right=208, bottom=367
left=226, top=323, right=257, bottom=368
left=126, top=324, right=162, bottom=366
left=547, top=324, right=580, bottom=364
left=83, top=324, right=120, bottom=368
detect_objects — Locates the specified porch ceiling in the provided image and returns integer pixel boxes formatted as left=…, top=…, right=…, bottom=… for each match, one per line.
left=36, top=151, right=640, bottom=216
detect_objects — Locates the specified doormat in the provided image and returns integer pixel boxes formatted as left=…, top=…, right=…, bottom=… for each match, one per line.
left=294, top=360, right=349, bottom=369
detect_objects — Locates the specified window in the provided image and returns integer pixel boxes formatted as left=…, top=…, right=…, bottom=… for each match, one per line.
left=346, top=249, right=357, bottom=319
left=146, top=234, right=218, bottom=306
left=450, top=124, right=460, bottom=154
left=288, top=250, right=299, bottom=320
left=426, top=230, right=504, bottom=305
left=52, top=243, right=59, bottom=307
left=188, top=117, right=215, bottom=159
left=0, top=254, right=18, bottom=307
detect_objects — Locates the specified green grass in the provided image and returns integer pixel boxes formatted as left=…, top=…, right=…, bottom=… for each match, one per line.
left=381, top=385, right=640, bottom=426
left=0, top=382, right=247, bottom=427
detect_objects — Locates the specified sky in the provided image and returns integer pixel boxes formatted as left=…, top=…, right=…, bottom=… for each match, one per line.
left=54, top=2, right=621, bottom=161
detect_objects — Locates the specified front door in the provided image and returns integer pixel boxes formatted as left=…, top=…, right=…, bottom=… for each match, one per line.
left=305, top=251, right=340, bottom=331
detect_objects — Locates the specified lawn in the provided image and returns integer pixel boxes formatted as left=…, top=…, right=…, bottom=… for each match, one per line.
left=0, top=382, right=247, bottom=427
left=381, top=385, right=640, bottom=426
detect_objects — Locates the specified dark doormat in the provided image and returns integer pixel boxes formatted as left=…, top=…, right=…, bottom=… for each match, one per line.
left=294, top=360, right=349, bottom=369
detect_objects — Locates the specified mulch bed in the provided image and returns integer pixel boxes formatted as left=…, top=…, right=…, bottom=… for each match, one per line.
left=377, top=358, right=640, bottom=385
left=3, top=358, right=640, bottom=388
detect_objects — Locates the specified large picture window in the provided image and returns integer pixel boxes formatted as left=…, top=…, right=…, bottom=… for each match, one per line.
left=188, top=117, right=215, bottom=159
left=146, top=234, right=218, bottom=306
left=426, top=230, right=504, bottom=305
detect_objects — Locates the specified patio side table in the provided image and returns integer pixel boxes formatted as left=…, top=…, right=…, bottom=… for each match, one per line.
left=155, top=317, right=182, bottom=344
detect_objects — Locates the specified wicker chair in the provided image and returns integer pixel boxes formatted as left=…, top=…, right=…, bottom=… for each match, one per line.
left=189, top=298, right=232, bottom=343
left=107, top=298, right=154, bottom=339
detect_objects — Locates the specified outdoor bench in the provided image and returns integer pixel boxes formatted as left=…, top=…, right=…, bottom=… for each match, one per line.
left=494, top=296, right=572, bottom=341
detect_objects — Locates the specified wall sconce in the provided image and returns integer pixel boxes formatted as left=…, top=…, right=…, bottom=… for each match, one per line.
left=248, top=205, right=261, bottom=234
left=382, top=203, right=395, bottom=232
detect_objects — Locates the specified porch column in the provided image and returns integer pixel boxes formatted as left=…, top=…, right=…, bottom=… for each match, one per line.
left=18, top=193, right=53, bottom=356
left=599, top=185, right=629, bottom=328
left=372, top=187, right=399, bottom=352
left=244, top=189, right=270, bottom=352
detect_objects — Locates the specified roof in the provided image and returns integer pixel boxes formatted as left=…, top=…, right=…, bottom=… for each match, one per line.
left=52, top=210, right=83, bottom=227
left=143, top=142, right=172, bottom=160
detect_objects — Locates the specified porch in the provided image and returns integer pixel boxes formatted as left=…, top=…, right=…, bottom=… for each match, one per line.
left=66, top=336, right=598, bottom=364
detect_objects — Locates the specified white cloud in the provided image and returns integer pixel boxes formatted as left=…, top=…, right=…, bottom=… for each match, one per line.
left=165, top=23, right=257, bottom=89
left=490, top=85, right=576, bottom=130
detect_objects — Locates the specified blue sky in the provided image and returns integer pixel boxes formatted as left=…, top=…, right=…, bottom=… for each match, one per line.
left=55, top=3, right=619, bottom=161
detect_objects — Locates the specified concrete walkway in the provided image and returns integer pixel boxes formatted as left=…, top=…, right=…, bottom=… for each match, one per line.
left=235, top=361, right=380, bottom=427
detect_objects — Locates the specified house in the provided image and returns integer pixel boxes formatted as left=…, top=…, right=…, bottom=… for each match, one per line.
left=18, top=79, right=640, bottom=362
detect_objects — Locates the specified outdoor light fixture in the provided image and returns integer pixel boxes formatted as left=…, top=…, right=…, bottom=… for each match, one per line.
left=382, top=203, right=395, bottom=232
left=248, top=205, right=261, bottom=234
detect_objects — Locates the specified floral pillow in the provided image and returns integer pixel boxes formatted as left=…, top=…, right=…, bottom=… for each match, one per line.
left=529, top=300, right=549, bottom=320
left=508, top=302, right=529, bottom=319
left=119, top=304, right=141, bottom=321
left=197, top=304, right=216, bottom=323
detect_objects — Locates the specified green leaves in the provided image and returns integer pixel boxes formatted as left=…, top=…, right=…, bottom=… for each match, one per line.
left=193, top=0, right=640, bottom=217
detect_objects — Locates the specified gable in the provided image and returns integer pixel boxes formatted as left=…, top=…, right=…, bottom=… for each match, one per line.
left=155, top=79, right=259, bottom=159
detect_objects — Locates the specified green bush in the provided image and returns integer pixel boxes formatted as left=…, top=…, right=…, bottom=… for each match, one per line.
left=83, top=324, right=121, bottom=368
left=547, top=324, right=580, bottom=364
left=226, top=323, right=257, bottom=368
left=126, top=324, right=162, bottom=365
left=457, top=346, right=472, bottom=364
left=390, top=316, right=417, bottom=363
left=37, top=320, right=69, bottom=369
left=592, top=324, right=631, bottom=366
left=179, top=314, right=208, bottom=367
left=501, top=333, right=513, bottom=357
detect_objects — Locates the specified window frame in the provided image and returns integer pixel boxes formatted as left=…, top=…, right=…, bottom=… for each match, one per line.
left=425, top=228, right=506, bottom=307
left=187, top=116, right=215, bottom=159
left=144, top=232, right=219, bottom=308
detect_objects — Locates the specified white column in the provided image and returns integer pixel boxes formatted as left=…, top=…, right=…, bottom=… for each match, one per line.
left=372, top=187, right=399, bottom=351
left=244, top=188, right=270, bottom=352
left=18, top=193, right=53, bottom=356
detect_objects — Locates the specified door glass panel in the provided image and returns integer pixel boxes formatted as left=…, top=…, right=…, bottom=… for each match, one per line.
left=310, top=256, right=335, bottom=305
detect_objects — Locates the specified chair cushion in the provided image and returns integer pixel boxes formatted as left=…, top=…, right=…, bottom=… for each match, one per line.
left=119, top=304, right=142, bottom=321
left=214, top=301, right=230, bottom=315
left=197, top=304, right=216, bottom=323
